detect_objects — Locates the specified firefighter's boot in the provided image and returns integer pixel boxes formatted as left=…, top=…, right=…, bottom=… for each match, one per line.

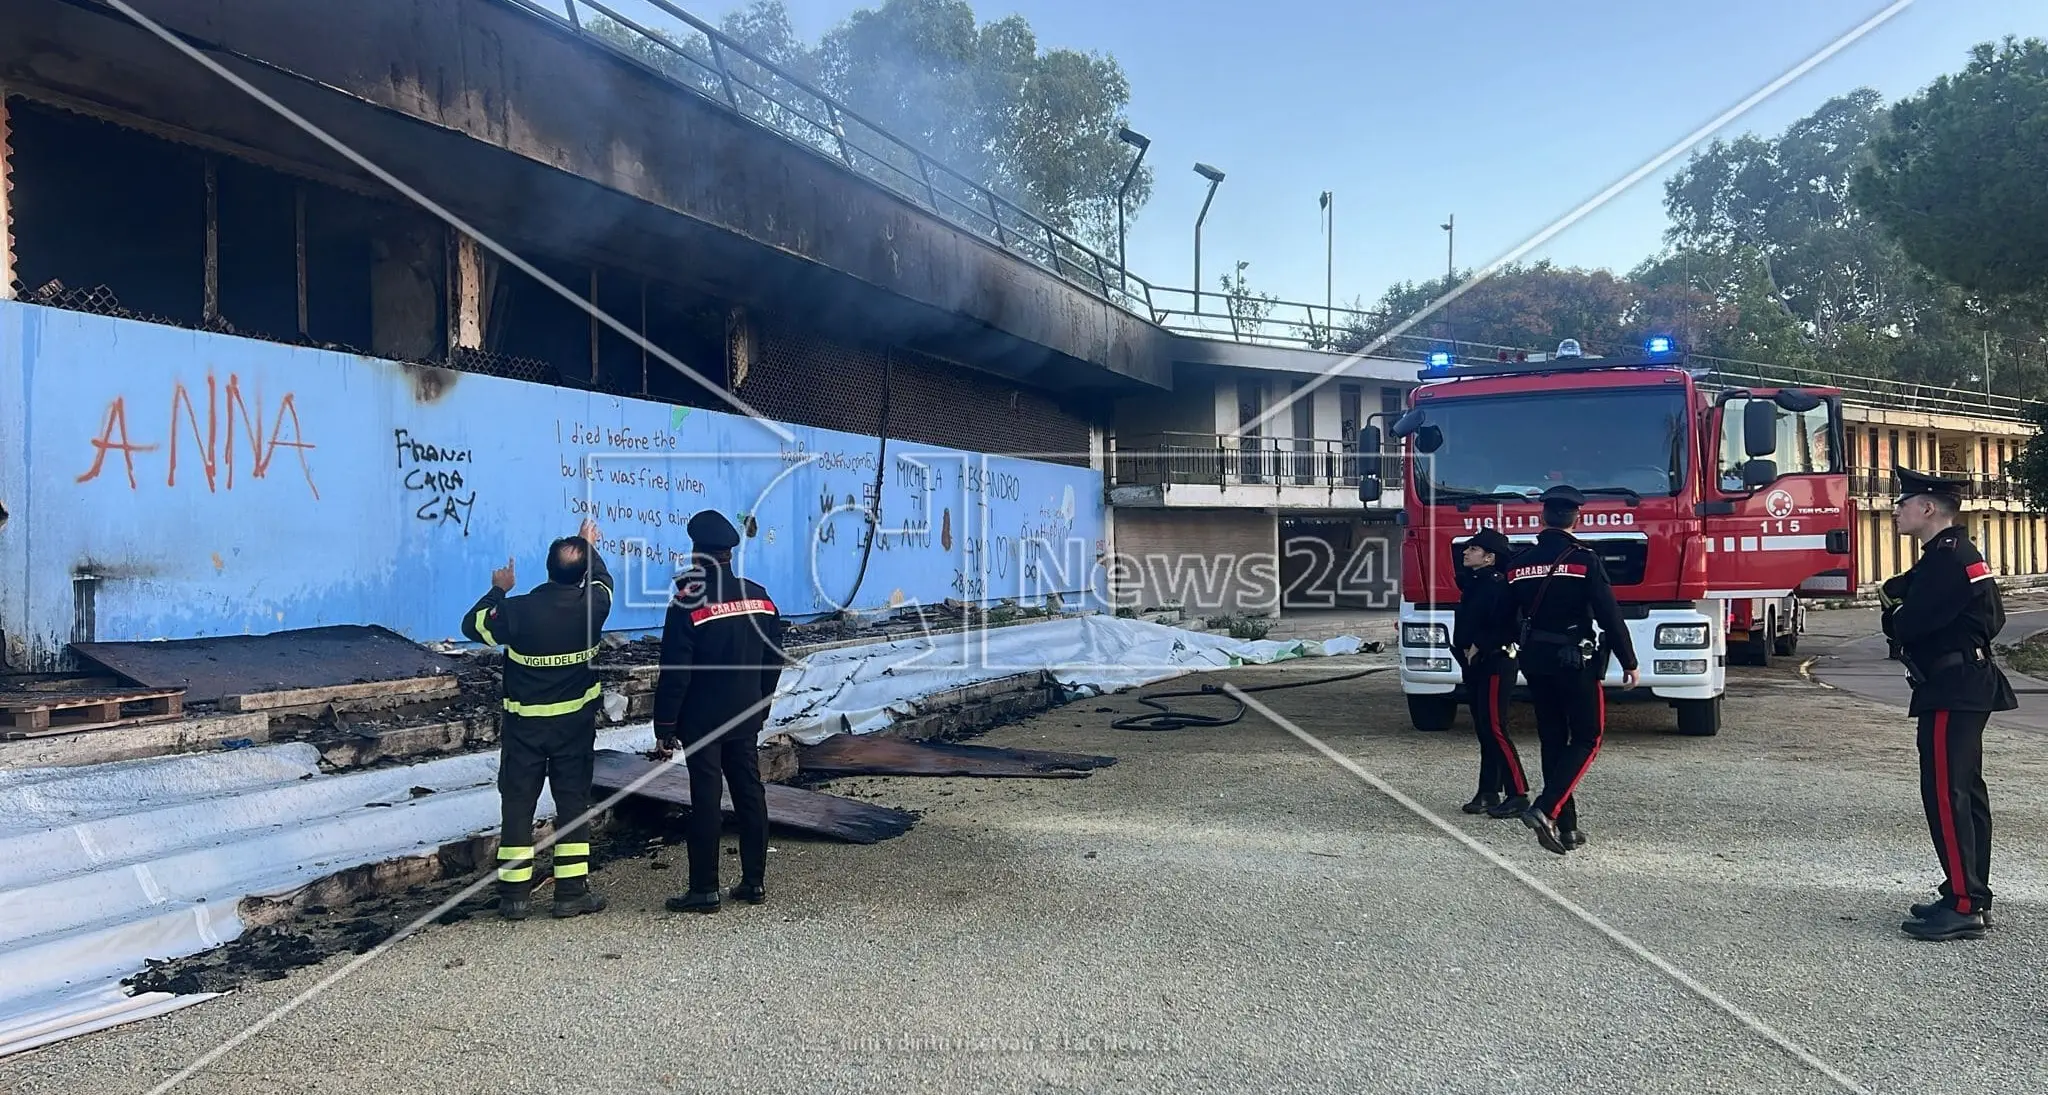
left=551, top=876, right=608, bottom=919
left=497, top=880, right=532, bottom=921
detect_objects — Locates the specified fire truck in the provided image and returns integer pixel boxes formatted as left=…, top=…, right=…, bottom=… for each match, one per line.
left=1726, top=594, right=1803, bottom=666
left=1356, top=338, right=1856, bottom=737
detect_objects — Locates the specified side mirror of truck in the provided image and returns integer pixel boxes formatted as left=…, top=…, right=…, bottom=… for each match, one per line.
left=1354, top=424, right=1385, bottom=503
left=1742, top=457, right=1778, bottom=489
left=1390, top=409, right=1426, bottom=438
left=1415, top=424, right=1444, bottom=454
left=1743, top=399, right=1779, bottom=458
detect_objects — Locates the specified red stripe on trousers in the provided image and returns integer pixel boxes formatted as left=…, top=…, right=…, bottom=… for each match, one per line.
left=1488, top=674, right=1527, bottom=796
left=1550, top=681, right=1606, bottom=821
left=1932, top=710, right=1973, bottom=914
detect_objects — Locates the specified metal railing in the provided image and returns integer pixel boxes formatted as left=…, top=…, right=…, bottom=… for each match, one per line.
left=499, top=0, right=1397, bottom=342
left=1379, top=334, right=2037, bottom=423
left=500, top=0, right=1145, bottom=307
left=1112, top=432, right=1403, bottom=491
left=1850, top=469, right=2020, bottom=503
left=499, top=1, right=2040, bottom=424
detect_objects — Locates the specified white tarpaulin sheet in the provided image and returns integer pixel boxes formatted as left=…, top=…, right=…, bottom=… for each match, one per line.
left=0, top=616, right=1373, bottom=1057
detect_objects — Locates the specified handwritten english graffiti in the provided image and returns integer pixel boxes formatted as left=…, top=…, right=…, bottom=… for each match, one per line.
left=393, top=428, right=479, bottom=536
left=76, top=374, right=318, bottom=498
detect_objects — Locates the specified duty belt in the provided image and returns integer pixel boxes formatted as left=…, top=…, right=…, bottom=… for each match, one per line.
left=1903, top=647, right=1988, bottom=687
left=1523, top=628, right=1587, bottom=647
left=1925, top=648, right=1989, bottom=673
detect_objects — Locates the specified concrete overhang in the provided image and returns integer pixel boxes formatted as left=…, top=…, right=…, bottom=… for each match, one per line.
left=1166, top=334, right=1420, bottom=384
left=1, top=0, right=1173, bottom=398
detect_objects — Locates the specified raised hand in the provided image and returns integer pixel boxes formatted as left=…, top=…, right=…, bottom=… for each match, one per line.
left=492, top=556, right=516, bottom=591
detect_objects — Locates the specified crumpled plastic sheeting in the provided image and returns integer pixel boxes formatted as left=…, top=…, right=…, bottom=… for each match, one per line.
left=0, top=726, right=655, bottom=1061
left=762, top=615, right=1376, bottom=744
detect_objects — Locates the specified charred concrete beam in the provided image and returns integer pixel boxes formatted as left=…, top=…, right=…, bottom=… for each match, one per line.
left=1, top=0, right=1170, bottom=396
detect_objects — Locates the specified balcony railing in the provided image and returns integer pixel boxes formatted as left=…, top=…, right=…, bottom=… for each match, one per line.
left=1849, top=469, right=2021, bottom=503
left=1112, top=432, right=1403, bottom=492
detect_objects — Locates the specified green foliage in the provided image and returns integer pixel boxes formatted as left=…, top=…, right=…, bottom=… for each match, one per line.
left=2008, top=403, right=2048, bottom=511
left=1346, top=62, right=2048, bottom=407
left=585, top=0, right=1149, bottom=254
left=1854, top=37, right=2048, bottom=301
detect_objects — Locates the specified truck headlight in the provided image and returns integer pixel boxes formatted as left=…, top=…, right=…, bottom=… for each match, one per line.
left=1402, top=623, right=1447, bottom=647
left=1657, top=624, right=1710, bottom=648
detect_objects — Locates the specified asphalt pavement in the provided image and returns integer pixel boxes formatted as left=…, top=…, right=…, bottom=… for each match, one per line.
left=1806, top=598, right=2048, bottom=735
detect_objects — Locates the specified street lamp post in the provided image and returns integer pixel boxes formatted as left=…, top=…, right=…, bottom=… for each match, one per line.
left=1115, top=126, right=1150, bottom=291
left=1441, top=213, right=1455, bottom=348
left=1193, top=162, right=1225, bottom=316
left=1320, top=190, right=1334, bottom=335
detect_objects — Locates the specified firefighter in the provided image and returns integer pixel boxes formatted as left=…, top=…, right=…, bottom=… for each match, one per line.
left=1882, top=467, right=2017, bottom=942
left=1451, top=526, right=1531, bottom=817
left=651, top=510, right=790, bottom=913
left=1507, top=484, right=1638, bottom=855
left=461, top=518, right=613, bottom=920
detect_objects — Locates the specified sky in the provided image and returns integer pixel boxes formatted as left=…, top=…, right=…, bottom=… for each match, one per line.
left=699, top=0, right=2043, bottom=316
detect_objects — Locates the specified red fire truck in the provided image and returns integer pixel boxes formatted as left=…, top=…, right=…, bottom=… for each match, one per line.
left=1357, top=338, right=1856, bottom=737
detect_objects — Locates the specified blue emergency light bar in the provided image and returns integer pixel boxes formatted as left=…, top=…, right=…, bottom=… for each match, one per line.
left=1415, top=338, right=1688, bottom=382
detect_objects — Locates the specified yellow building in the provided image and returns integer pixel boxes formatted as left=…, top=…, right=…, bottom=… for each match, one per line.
left=1842, top=399, right=2041, bottom=590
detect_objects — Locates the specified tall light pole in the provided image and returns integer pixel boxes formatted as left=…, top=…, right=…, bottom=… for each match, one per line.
left=1442, top=213, right=1455, bottom=282
left=1320, top=190, right=1334, bottom=334
left=1115, top=126, right=1150, bottom=289
left=1441, top=214, right=1455, bottom=349
left=1193, top=162, right=1225, bottom=315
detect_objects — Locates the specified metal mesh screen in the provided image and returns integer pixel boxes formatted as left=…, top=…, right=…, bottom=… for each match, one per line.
left=737, top=324, right=1090, bottom=466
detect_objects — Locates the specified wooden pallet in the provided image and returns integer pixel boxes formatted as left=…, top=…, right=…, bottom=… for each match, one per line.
left=0, top=688, right=186, bottom=739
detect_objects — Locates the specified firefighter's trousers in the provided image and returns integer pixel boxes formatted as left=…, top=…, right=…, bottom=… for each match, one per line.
left=496, top=709, right=599, bottom=891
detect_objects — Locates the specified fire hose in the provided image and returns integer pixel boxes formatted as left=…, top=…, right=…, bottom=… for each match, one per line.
left=1110, top=665, right=1391, bottom=731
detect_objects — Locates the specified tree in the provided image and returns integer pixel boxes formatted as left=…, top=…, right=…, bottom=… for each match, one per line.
left=811, top=0, right=1149, bottom=252
left=1220, top=261, right=1278, bottom=340
left=2009, top=403, right=2048, bottom=511
left=1854, top=37, right=2048, bottom=303
left=1330, top=260, right=1725, bottom=360
left=589, top=0, right=1153, bottom=256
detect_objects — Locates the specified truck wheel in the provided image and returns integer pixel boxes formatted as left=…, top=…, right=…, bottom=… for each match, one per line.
left=1754, top=613, right=1775, bottom=668
left=1675, top=696, right=1721, bottom=737
left=1408, top=693, right=1458, bottom=732
left=1774, top=631, right=1798, bottom=657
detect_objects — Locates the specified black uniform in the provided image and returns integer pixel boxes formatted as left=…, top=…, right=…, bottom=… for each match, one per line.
left=653, top=511, right=789, bottom=910
left=461, top=541, right=613, bottom=917
left=1452, top=527, right=1530, bottom=814
left=1507, top=486, right=1638, bottom=855
left=1882, top=468, right=2017, bottom=938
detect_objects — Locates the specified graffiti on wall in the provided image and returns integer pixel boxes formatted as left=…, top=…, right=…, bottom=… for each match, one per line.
left=16, top=301, right=1106, bottom=651
left=75, top=373, right=318, bottom=497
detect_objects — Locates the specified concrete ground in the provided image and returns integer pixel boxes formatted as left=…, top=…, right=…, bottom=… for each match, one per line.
left=9, top=633, right=2048, bottom=1094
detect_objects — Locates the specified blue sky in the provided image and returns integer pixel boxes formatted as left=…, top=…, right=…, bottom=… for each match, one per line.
left=710, top=0, right=2042, bottom=311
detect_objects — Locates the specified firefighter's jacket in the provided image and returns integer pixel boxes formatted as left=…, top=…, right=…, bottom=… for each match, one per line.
left=652, top=562, right=788, bottom=743
left=461, top=551, right=614, bottom=721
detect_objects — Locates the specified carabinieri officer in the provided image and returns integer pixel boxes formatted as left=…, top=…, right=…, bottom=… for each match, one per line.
left=1507, top=484, right=1638, bottom=855
left=1451, top=527, right=1530, bottom=818
left=1882, top=467, right=2017, bottom=942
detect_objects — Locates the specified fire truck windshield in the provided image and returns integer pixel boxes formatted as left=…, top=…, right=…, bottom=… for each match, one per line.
left=1410, top=386, right=1690, bottom=504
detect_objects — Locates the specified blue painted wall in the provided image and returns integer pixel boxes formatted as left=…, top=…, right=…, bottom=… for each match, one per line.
left=0, top=302, right=1108, bottom=667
